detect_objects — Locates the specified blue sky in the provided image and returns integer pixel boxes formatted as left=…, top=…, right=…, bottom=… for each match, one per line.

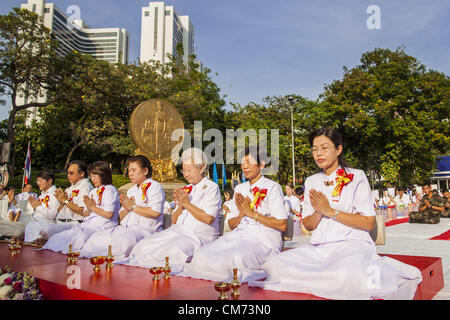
left=1, top=0, right=449, bottom=121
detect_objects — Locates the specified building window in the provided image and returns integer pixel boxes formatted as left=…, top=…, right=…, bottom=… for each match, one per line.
left=153, top=7, right=158, bottom=50
left=165, top=10, right=171, bottom=16
left=145, top=11, right=149, bottom=17
left=32, top=4, right=36, bottom=12
left=44, top=8, right=50, bottom=13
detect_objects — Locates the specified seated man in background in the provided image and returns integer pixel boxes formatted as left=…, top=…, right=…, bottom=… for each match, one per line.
left=409, top=183, right=445, bottom=224
left=442, top=189, right=450, bottom=218
left=39, top=161, right=93, bottom=240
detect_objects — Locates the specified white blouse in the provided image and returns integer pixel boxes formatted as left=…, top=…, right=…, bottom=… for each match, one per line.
left=175, top=177, right=222, bottom=243
left=32, top=185, right=59, bottom=222
left=302, top=167, right=376, bottom=245
left=226, top=176, right=289, bottom=249
left=56, top=178, right=93, bottom=221
left=120, top=178, right=165, bottom=232
left=82, top=184, right=120, bottom=229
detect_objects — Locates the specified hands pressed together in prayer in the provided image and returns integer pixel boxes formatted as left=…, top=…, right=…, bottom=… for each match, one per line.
left=309, top=189, right=334, bottom=218
left=119, top=194, right=136, bottom=220
left=28, top=196, right=41, bottom=210
left=235, top=193, right=254, bottom=218
left=173, top=188, right=190, bottom=208
left=54, top=188, right=68, bottom=204
left=83, top=195, right=97, bottom=216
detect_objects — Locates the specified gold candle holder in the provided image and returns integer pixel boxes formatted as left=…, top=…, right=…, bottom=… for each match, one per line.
left=90, top=256, right=106, bottom=272
left=67, top=244, right=73, bottom=263
left=163, top=257, right=171, bottom=279
left=105, top=245, right=114, bottom=270
left=70, top=252, right=80, bottom=264
left=149, top=267, right=163, bottom=281
left=215, top=282, right=231, bottom=300
left=8, top=238, right=18, bottom=255
left=230, top=268, right=241, bottom=298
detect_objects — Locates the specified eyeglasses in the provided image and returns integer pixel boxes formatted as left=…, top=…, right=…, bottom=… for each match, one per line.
left=67, top=171, right=77, bottom=176
left=311, top=145, right=334, bottom=154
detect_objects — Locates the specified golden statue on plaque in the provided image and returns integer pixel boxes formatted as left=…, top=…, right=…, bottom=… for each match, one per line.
left=130, top=99, right=184, bottom=182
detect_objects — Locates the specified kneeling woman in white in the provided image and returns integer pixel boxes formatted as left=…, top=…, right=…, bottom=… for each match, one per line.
left=249, top=128, right=422, bottom=300
left=179, top=147, right=288, bottom=282
left=43, top=161, right=120, bottom=253
left=80, top=156, right=165, bottom=260
left=24, top=171, right=59, bottom=242
left=122, top=148, right=222, bottom=273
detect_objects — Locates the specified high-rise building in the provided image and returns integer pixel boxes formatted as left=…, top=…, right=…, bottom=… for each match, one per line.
left=20, top=0, right=129, bottom=64
left=140, top=1, right=194, bottom=65
left=16, top=0, right=129, bottom=121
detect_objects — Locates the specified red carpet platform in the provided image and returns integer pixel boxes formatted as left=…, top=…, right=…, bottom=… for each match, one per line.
left=429, top=230, right=450, bottom=241
left=0, top=243, right=443, bottom=300
left=385, top=217, right=409, bottom=227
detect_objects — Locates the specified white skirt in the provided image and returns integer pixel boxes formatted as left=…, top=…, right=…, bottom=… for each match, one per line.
left=39, top=221, right=79, bottom=240
left=248, top=240, right=423, bottom=300
left=79, top=225, right=156, bottom=260
left=24, top=220, right=51, bottom=242
left=118, top=224, right=203, bottom=273
left=179, top=229, right=279, bottom=283
left=42, top=224, right=100, bottom=253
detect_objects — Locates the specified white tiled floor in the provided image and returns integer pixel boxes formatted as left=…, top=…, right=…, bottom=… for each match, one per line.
left=284, top=219, right=450, bottom=300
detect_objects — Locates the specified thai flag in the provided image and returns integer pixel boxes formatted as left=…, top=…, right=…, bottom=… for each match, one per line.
left=23, top=142, right=31, bottom=185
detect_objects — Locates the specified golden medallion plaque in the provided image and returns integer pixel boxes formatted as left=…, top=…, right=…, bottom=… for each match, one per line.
left=130, top=99, right=184, bottom=182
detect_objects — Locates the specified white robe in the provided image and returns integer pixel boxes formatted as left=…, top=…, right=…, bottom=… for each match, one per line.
left=42, top=184, right=120, bottom=253
left=249, top=167, right=423, bottom=300
left=179, top=176, right=289, bottom=282
left=24, top=186, right=59, bottom=242
left=284, top=195, right=301, bottom=217
left=39, top=178, right=93, bottom=240
left=119, top=177, right=222, bottom=273
left=79, top=178, right=165, bottom=260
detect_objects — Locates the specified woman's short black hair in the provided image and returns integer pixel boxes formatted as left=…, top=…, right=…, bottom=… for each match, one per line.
left=126, top=155, right=153, bottom=178
left=88, top=161, right=112, bottom=185
left=309, top=128, right=349, bottom=169
left=294, top=186, right=304, bottom=196
left=68, top=160, right=88, bottom=177
left=36, top=170, right=55, bottom=184
left=224, top=186, right=234, bottom=199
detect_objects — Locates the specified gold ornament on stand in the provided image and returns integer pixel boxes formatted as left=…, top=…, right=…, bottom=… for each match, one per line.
left=230, top=268, right=241, bottom=298
left=163, top=257, right=171, bottom=279
left=90, top=256, right=106, bottom=272
left=66, top=244, right=79, bottom=264
left=105, top=245, right=114, bottom=270
left=149, top=267, right=163, bottom=281
left=8, top=237, right=20, bottom=255
left=214, top=282, right=231, bottom=300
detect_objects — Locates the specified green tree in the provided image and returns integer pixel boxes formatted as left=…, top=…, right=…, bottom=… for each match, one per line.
left=0, top=8, right=82, bottom=176
left=320, top=47, right=450, bottom=186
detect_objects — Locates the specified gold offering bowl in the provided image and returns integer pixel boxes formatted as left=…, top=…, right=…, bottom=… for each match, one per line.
left=214, top=282, right=231, bottom=300
left=90, top=256, right=106, bottom=272
left=149, top=267, right=163, bottom=281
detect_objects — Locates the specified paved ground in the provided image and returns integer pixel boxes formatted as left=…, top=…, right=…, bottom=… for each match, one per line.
left=284, top=219, right=450, bottom=300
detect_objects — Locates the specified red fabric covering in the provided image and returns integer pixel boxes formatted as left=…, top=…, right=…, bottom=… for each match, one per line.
left=385, top=217, right=409, bottom=227
left=429, top=230, right=450, bottom=241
